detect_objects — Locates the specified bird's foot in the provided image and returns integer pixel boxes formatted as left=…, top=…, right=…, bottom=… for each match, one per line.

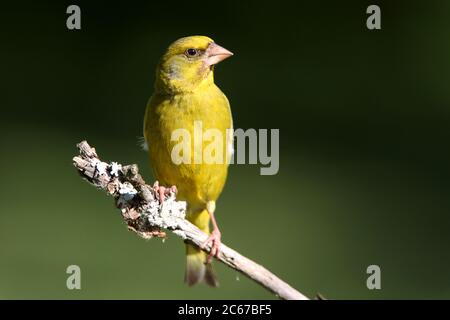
left=152, top=181, right=177, bottom=204
left=203, top=228, right=222, bottom=263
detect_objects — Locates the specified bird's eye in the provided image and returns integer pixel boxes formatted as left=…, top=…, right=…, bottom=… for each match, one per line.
left=186, top=48, right=198, bottom=56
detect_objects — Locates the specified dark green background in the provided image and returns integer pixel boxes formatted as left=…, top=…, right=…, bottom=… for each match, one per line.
left=1, top=1, right=450, bottom=299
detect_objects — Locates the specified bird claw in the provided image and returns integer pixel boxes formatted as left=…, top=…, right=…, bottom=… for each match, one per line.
left=203, top=228, right=222, bottom=263
left=153, top=181, right=177, bottom=204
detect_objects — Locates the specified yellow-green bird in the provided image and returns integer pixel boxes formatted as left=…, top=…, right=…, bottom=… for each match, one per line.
left=143, top=36, right=233, bottom=286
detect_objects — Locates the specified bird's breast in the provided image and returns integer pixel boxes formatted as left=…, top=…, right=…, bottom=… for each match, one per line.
left=145, top=85, right=233, bottom=207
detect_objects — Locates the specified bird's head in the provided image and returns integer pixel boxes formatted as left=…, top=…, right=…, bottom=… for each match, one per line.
left=155, top=36, right=233, bottom=94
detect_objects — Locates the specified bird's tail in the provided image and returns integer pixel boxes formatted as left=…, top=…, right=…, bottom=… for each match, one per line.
left=185, top=209, right=219, bottom=287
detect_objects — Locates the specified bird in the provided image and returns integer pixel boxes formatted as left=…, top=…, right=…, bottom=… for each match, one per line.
left=143, top=36, right=234, bottom=286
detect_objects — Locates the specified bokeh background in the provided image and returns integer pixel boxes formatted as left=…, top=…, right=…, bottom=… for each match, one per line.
left=1, top=0, right=450, bottom=299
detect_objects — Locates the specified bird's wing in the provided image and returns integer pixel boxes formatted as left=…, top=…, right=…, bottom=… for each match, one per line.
left=142, top=96, right=154, bottom=151
left=227, top=118, right=234, bottom=160
left=137, top=136, right=148, bottom=151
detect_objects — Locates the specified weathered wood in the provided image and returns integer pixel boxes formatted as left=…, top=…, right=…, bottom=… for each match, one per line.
left=73, top=140, right=309, bottom=300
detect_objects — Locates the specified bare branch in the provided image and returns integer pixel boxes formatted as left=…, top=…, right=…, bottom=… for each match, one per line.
left=72, top=140, right=309, bottom=300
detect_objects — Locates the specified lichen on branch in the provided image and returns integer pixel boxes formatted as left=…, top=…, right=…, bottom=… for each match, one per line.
left=72, top=140, right=309, bottom=300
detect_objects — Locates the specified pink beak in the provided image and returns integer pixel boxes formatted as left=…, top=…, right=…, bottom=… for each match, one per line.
left=205, top=43, right=233, bottom=66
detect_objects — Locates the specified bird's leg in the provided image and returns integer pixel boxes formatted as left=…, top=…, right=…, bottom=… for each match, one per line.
left=152, top=181, right=177, bottom=204
left=202, top=201, right=222, bottom=263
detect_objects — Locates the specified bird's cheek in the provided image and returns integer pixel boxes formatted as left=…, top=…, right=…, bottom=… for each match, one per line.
left=196, top=61, right=211, bottom=76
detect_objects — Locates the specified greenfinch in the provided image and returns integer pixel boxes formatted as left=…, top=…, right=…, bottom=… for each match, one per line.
left=143, top=36, right=233, bottom=286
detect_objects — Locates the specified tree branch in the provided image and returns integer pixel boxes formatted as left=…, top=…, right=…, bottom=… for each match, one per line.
left=72, top=140, right=309, bottom=300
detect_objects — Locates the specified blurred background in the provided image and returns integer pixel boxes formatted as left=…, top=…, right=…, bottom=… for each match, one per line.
left=1, top=0, right=450, bottom=299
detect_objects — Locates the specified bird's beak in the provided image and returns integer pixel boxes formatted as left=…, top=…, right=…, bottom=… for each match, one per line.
left=205, top=43, right=233, bottom=66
